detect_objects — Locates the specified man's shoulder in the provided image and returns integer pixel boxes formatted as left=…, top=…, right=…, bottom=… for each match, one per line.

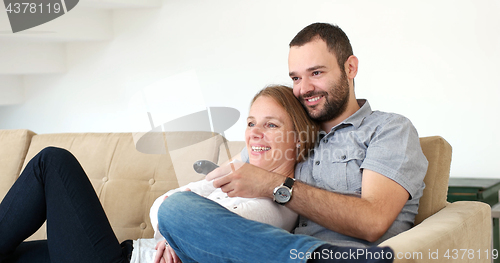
left=362, top=110, right=416, bottom=131
left=367, top=109, right=411, bottom=123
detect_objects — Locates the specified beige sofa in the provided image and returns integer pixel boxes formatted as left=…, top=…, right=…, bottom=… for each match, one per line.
left=0, top=129, right=492, bottom=262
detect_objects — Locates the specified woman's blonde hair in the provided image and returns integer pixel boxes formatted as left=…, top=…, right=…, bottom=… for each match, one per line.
left=251, top=85, right=318, bottom=162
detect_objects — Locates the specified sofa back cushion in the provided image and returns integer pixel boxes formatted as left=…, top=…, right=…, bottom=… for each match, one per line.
left=23, top=132, right=223, bottom=242
left=0, top=129, right=36, bottom=201
left=217, top=141, right=246, bottom=165
left=414, top=136, right=452, bottom=225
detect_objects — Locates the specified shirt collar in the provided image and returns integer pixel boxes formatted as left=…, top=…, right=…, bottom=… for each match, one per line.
left=323, top=99, right=371, bottom=134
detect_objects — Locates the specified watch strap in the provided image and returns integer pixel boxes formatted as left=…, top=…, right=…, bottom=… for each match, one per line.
left=283, top=177, right=295, bottom=188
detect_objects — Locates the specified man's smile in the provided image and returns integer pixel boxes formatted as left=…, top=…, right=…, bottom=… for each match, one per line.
left=303, top=94, right=325, bottom=107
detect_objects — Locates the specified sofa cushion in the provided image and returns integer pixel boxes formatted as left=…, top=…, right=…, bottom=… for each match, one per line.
left=217, top=141, right=246, bottom=165
left=0, top=129, right=36, bottom=201
left=22, top=132, right=223, bottom=242
left=380, top=201, right=491, bottom=261
left=415, top=136, right=452, bottom=225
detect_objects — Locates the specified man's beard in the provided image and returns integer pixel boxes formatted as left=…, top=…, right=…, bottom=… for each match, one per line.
left=299, top=72, right=350, bottom=122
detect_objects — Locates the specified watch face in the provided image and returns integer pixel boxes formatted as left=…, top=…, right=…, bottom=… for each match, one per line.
left=275, top=187, right=291, bottom=203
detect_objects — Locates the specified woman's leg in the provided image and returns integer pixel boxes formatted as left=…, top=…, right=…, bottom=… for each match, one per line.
left=0, top=147, right=127, bottom=263
left=2, top=241, right=51, bottom=263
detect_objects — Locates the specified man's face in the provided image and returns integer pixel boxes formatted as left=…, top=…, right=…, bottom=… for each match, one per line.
left=288, top=39, right=350, bottom=122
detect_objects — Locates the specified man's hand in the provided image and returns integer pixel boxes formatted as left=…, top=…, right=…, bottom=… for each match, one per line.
left=206, top=161, right=283, bottom=199
left=154, top=240, right=181, bottom=263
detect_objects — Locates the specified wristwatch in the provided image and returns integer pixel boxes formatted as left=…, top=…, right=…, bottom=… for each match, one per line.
left=273, top=177, right=295, bottom=205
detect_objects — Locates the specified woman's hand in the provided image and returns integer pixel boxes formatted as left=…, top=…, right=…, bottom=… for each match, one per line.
left=162, top=189, right=190, bottom=201
left=154, top=240, right=182, bottom=263
left=205, top=160, right=244, bottom=181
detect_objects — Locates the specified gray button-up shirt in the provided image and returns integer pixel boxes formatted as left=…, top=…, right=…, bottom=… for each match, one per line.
left=241, top=99, right=428, bottom=247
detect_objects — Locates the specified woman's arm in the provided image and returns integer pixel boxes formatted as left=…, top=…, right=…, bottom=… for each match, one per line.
left=150, top=179, right=217, bottom=241
left=230, top=198, right=298, bottom=232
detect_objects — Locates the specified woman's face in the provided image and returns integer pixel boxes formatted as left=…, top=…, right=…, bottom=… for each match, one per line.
left=245, top=96, right=297, bottom=174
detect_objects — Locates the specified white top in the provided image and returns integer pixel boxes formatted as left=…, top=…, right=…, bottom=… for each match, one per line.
left=130, top=179, right=298, bottom=263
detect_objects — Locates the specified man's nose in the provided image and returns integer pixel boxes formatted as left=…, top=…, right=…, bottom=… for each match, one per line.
left=299, top=77, right=314, bottom=96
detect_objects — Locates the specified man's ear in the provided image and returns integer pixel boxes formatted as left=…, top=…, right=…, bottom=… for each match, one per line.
left=344, top=55, right=359, bottom=80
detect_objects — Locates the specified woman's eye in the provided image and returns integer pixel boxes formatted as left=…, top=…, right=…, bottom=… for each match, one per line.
left=267, top=123, right=278, bottom=128
left=247, top=122, right=254, bottom=127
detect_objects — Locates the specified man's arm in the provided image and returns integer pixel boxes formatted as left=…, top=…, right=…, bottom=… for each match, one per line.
left=209, top=163, right=409, bottom=242
left=287, top=169, right=408, bottom=242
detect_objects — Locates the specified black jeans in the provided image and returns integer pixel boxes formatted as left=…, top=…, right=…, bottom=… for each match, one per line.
left=0, top=147, right=130, bottom=263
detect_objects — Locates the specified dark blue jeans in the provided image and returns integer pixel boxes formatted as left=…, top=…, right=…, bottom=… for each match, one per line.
left=0, top=147, right=129, bottom=263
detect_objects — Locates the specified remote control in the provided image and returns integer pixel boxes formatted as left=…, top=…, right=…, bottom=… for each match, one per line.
left=193, top=160, right=219, bottom=175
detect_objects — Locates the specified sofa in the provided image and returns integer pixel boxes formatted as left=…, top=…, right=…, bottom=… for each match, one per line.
left=0, top=129, right=492, bottom=262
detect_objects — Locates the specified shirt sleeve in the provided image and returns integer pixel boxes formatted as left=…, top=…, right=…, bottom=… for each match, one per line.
left=232, top=198, right=298, bottom=232
left=360, top=114, right=428, bottom=199
left=149, top=179, right=217, bottom=242
left=241, top=146, right=249, bottom=163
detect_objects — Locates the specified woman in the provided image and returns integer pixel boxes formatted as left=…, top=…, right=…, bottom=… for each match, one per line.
left=0, top=84, right=318, bottom=263
left=143, top=84, right=318, bottom=263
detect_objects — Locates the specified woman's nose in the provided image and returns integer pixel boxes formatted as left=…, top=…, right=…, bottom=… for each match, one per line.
left=251, top=126, right=264, bottom=139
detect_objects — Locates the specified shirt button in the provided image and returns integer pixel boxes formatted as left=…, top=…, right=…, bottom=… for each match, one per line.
left=315, top=161, right=320, bottom=165
left=324, top=139, right=328, bottom=143
left=301, top=223, right=308, bottom=227
left=341, top=155, right=347, bottom=160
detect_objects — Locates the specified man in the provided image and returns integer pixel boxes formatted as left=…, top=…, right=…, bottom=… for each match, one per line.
left=156, top=23, right=428, bottom=263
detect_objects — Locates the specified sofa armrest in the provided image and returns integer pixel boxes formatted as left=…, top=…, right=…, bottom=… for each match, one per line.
left=380, top=201, right=491, bottom=263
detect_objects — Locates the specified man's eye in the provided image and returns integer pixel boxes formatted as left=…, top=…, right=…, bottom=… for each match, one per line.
left=312, top=71, right=320, bottom=76
left=291, top=77, right=299, bottom=81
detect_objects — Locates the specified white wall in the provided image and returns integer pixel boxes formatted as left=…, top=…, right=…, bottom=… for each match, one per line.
left=0, top=0, right=499, bottom=178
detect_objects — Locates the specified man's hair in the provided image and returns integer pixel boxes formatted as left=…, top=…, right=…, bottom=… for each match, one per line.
left=251, top=85, right=318, bottom=163
left=289, top=23, right=353, bottom=71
